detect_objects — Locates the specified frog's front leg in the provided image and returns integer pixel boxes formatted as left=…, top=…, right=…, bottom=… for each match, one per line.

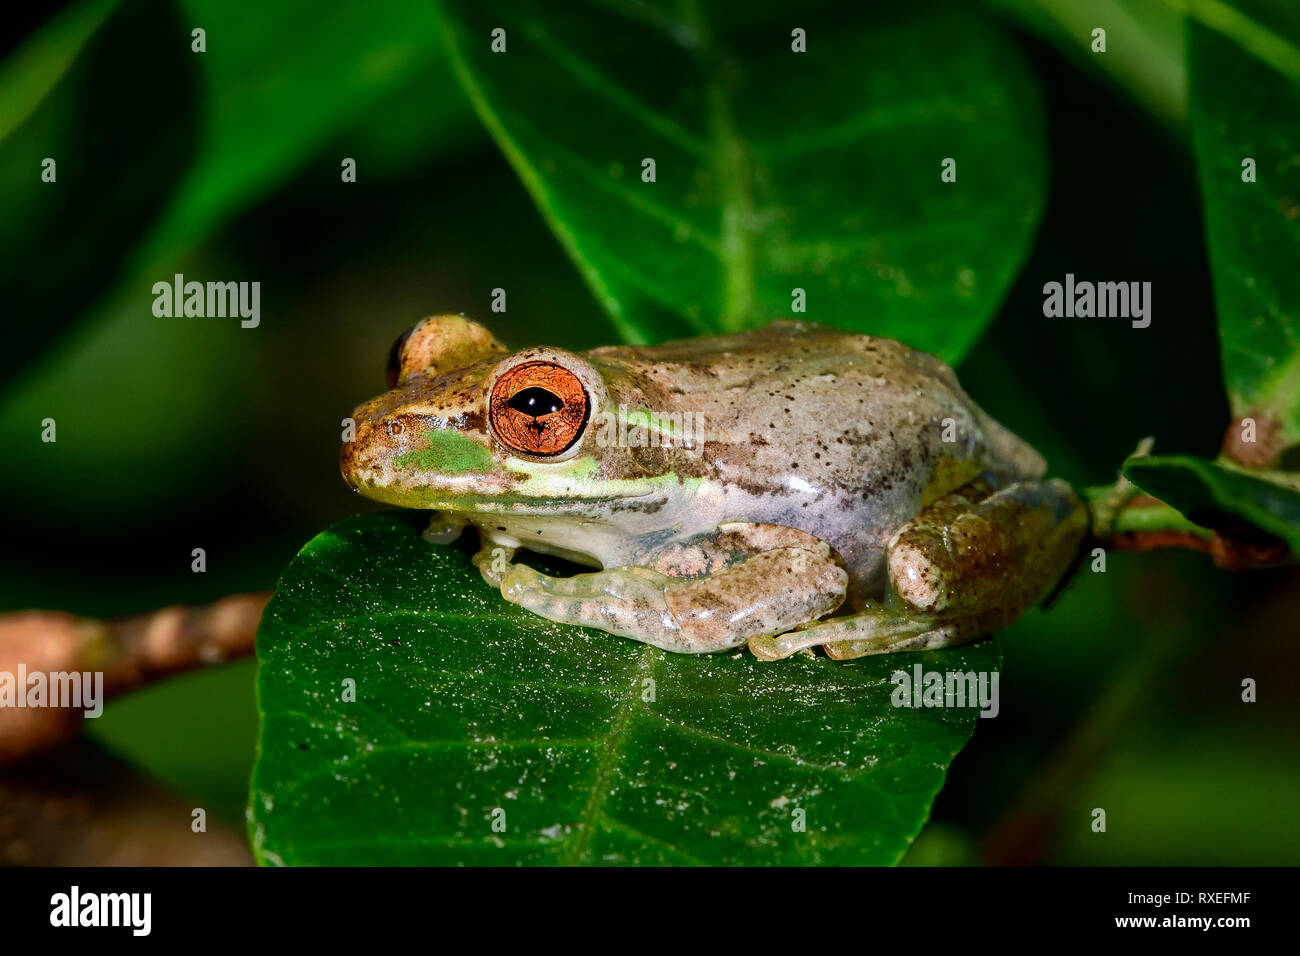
left=499, top=541, right=848, bottom=654
left=749, top=479, right=1088, bottom=661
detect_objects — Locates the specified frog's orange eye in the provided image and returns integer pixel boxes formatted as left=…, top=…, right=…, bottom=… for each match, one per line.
left=489, top=362, right=589, bottom=457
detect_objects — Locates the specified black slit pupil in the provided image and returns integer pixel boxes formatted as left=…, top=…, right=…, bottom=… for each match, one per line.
left=508, top=386, right=563, bottom=417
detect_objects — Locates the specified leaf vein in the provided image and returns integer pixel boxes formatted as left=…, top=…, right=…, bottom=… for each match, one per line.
left=562, top=645, right=657, bottom=863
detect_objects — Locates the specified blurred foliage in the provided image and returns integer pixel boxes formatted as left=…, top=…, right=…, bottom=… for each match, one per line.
left=89, top=659, right=258, bottom=824
left=1, top=0, right=1298, bottom=864
left=1189, top=13, right=1300, bottom=452
left=988, top=0, right=1187, bottom=124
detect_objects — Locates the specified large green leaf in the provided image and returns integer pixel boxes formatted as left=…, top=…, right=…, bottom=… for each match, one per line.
left=1123, top=454, right=1300, bottom=553
left=435, top=0, right=1046, bottom=358
left=1189, top=4, right=1300, bottom=454
left=250, top=513, right=998, bottom=866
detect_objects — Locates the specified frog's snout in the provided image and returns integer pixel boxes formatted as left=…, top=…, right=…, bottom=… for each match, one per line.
left=340, top=398, right=413, bottom=493
left=341, top=389, right=502, bottom=505
left=340, top=405, right=380, bottom=492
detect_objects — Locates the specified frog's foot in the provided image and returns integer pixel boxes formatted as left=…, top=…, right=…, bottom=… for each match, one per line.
left=500, top=544, right=848, bottom=654
left=471, top=541, right=518, bottom=588
left=747, top=611, right=959, bottom=661
left=422, top=512, right=469, bottom=546
left=752, top=478, right=1088, bottom=661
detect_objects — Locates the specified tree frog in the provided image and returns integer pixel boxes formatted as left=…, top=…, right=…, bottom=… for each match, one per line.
left=341, top=315, right=1087, bottom=660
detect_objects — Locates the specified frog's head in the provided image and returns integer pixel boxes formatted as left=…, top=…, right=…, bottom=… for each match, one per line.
left=341, top=316, right=680, bottom=518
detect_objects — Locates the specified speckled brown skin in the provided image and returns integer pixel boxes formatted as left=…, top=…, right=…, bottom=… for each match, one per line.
left=343, top=316, right=1085, bottom=657
left=749, top=477, right=1088, bottom=660
left=887, top=478, right=1085, bottom=616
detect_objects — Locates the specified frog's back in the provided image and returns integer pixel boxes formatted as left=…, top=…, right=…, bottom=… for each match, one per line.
left=587, top=320, right=1044, bottom=598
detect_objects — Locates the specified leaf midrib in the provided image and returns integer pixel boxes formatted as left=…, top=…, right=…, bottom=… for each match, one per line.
left=561, top=644, right=657, bottom=864
left=677, top=0, right=757, bottom=331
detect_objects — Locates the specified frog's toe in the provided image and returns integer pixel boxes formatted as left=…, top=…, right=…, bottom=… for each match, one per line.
left=422, top=512, right=468, bottom=545
left=500, top=568, right=599, bottom=623
left=504, top=564, right=668, bottom=601
left=822, top=640, right=868, bottom=660
left=747, top=634, right=794, bottom=661
left=500, top=565, right=683, bottom=645
left=820, top=624, right=962, bottom=659
left=747, top=629, right=829, bottom=661
left=500, top=563, right=547, bottom=600
left=749, top=611, right=961, bottom=660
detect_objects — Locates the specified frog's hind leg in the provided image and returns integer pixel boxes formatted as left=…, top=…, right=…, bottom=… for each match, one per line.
left=499, top=539, right=848, bottom=655
left=749, top=478, right=1088, bottom=661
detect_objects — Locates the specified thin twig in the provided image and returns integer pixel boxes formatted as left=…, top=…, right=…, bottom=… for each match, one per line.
left=0, top=591, right=270, bottom=765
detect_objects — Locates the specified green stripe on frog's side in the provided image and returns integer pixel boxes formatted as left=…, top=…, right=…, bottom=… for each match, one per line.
left=550, top=456, right=601, bottom=480
left=394, top=430, right=493, bottom=475
left=513, top=465, right=703, bottom=500
left=407, top=467, right=707, bottom=514
left=607, top=405, right=698, bottom=439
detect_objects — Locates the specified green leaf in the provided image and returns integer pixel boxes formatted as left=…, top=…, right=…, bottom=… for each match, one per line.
left=1189, top=5, right=1300, bottom=452
left=251, top=512, right=997, bottom=866
left=1123, top=454, right=1300, bottom=553
left=435, top=0, right=1046, bottom=359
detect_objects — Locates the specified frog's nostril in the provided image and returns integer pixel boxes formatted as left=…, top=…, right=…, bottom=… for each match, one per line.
left=388, top=419, right=405, bottom=436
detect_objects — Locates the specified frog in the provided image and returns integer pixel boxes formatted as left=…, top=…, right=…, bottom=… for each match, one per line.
left=341, top=314, right=1088, bottom=660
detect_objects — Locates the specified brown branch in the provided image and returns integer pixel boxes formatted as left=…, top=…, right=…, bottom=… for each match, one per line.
left=1107, top=526, right=1293, bottom=570
left=0, top=591, right=270, bottom=766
